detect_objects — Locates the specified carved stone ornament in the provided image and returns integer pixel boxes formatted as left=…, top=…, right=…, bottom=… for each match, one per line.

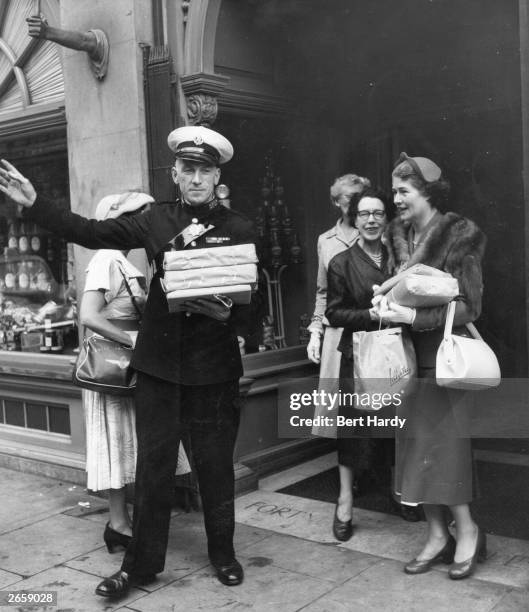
left=186, top=93, right=218, bottom=126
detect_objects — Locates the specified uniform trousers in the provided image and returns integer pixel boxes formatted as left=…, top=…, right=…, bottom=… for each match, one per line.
left=121, top=371, right=240, bottom=576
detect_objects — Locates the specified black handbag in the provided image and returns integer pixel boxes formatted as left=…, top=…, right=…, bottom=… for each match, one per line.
left=73, top=263, right=142, bottom=396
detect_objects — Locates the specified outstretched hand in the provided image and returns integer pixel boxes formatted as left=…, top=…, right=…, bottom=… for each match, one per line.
left=0, top=160, right=37, bottom=208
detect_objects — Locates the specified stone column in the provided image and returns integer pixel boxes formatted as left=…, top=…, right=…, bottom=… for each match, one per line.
left=59, top=0, right=153, bottom=284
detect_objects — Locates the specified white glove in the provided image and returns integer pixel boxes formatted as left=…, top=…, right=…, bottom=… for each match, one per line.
left=379, top=302, right=416, bottom=325
left=307, top=332, right=322, bottom=364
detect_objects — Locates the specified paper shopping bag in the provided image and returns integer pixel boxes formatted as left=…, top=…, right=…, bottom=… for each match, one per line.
left=352, top=327, right=417, bottom=410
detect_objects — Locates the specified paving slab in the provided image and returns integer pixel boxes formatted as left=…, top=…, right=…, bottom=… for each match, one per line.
left=0, top=566, right=147, bottom=612
left=125, top=562, right=334, bottom=612
left=236, top=490, right=337, bottom=544
left=491, top=589, right=529, bottom=611
left=301, top=558, right=510, bottom=612
left=0, top=467, right=96, bottom=535
left=0, top=514, right=102, bottom=576
left=66, top=510, right=273, bottom=594
left=236, top=490, right=529, bottom=590
left=0, top=567, right=22, bottom=589
left=240, top=532, right=379, bottom=585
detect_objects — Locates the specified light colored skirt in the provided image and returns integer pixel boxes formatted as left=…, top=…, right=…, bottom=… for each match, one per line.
left=311, top=326, right=343, bottom=438
left=84, top=390, right=191, bottom=491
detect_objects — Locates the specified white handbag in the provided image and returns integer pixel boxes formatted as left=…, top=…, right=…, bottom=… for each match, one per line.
left=436, top=301, right=501, bottom=390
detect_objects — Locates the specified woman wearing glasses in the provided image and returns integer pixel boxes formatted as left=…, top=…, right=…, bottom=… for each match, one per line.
left=325, top=186, right=396, bottom=539
left=306, top=174, right=370, bottom=540
left=378, top=153, right=486, bottom=579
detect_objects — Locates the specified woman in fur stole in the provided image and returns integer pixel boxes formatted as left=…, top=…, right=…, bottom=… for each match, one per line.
left=377, top=152, right=487, bottom=580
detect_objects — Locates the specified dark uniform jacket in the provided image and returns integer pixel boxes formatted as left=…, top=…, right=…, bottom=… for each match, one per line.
left=26, top=197, right=256, bottom=385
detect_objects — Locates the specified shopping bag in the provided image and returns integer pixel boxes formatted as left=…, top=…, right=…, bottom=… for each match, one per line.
left=352, top=326, right=417, bottom=410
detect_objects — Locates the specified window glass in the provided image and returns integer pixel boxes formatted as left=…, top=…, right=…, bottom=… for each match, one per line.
left=0, top=156, right=78, bottom=355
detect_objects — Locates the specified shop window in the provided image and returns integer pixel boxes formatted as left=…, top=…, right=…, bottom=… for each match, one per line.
left=26, top=403, right=48, bottom=431
left=0, top=397, right=70, bottom=435
left=0, top=155, right=78, bottom=356
left=48, top=405, right=70, bottom=435
left=4, top=399, right=24, bottom=427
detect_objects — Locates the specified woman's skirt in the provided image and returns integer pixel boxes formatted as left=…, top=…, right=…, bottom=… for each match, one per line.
left=311, top=326, right=343, bottom=438
left=394, top=367, right=473, bottom=506
left=84, top=390, right=192, bottom=491
left=336, top=352, right=395, bottom=475
left=84, top=389, right=137, bottom=491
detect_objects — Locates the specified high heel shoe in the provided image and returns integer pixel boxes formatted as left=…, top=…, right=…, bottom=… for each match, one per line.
left=103, top=522, right=132, bottom=553
left=332, top=503, right=354, bottom=542
left=404, top=535, right=456, bottom=574
left=448, top=528, right=487, bottom=580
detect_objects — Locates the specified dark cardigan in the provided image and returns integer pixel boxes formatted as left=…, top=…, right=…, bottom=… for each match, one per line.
left=326, top=242, right=389, bottom=358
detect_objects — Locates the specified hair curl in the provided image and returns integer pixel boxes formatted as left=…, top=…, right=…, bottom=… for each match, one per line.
left=329, top=173, right=371, bottom=205
left=392, top=160, right=450, bottom=212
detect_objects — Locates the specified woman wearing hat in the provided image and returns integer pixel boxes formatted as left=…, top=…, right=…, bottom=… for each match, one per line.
left=377, top=153, right=487, bottom=579
left=81, top=192, right=190, bottom=553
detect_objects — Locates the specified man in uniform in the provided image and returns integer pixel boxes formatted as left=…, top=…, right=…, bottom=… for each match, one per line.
left=0, top=126, right=254, bottom=595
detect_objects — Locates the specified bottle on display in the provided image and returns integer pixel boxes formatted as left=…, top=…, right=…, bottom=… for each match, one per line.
left=29, top=223, right=42, bottom=255
left=16, top=260, right=30, bottom=291
left=0, top=326, right=6, bottom=350
left=35, top=263, right=52, bottom=292
left=27, top=261, right=38, bottom=290
left=40, top=318, right=53, bottom=353
left=4, top=259, right=17, bottom=290
left=7, top=220, right=18, bottom=251
left=50, top=329, right=64, bottom=353
left=5, top=328, right=17, bottom=351
left=18, top=222, right=29, bottom=255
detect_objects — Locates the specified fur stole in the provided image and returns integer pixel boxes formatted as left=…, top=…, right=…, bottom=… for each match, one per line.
left=383, top=212, right=486, bottom=319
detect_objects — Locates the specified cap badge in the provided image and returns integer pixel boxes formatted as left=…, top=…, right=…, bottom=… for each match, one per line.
left=193, top=135, right=204, bottom=145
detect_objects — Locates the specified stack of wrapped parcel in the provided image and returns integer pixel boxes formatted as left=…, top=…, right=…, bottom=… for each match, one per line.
left=161, top=244, right=258, bottom=312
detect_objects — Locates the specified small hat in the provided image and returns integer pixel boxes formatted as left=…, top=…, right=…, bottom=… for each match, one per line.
left=395, top=152, right=442, bottom=182
left=95, top=192, right=154, bottom=221
left=167, top=125, right=233, bottom=165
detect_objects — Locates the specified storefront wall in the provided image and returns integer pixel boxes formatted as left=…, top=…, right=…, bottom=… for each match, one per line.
left=1, top=0, right=526, bottom=480
left=0, top=0, right=154, bottom=478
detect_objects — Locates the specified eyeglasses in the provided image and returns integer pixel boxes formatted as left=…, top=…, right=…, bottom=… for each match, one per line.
left=356, top=210, right=386, bottom=220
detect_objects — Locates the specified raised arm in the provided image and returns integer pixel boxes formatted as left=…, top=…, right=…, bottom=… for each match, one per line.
left=0, top=160, right=148, bottom=251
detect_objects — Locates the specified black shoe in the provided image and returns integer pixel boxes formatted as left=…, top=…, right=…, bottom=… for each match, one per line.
left=95, top=570, right=156, bottom=598
left=103, top=522, right=132, bottom=553
left=212, top=559, right=244, bottom=586
left=404, top=535, right=456, bottom=575
left=332, top=503, right=354, bottom=542
left=448, top=528, right=487, bottom=580
left=400, top=505, right=423, bottom=523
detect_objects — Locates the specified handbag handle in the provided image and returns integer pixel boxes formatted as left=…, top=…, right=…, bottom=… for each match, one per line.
left=444, top=301, right=482, bottom=341
left=116, top=261, right=143, bottom=322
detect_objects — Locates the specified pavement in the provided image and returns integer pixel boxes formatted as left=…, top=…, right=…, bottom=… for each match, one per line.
left=0, top=454, right=527, bottom=611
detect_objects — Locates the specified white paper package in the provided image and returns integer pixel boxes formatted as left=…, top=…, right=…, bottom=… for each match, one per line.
left=165, top=284, right=253, bottom=311
left=161, top=263, right=257, bottom=292
left=163, top=243, right=257, bottom=271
